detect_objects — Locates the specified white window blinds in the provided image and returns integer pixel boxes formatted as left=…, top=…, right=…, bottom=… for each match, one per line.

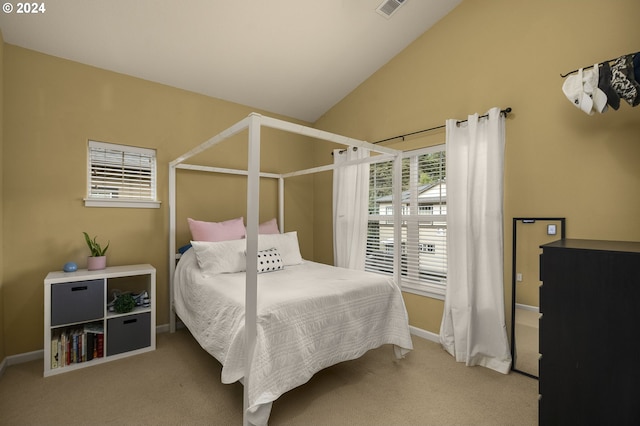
left=85, top=141, right=160, bottom=208
left=365, top=145, right=447, bottom=298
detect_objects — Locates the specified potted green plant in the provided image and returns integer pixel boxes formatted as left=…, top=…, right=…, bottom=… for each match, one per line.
left=113, top=293, right=136, bottom=313
left=83, top=232, right=110, bottom=270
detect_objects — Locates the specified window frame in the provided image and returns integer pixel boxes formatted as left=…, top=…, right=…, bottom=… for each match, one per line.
left=85, top=140, right=161, bottom=209
left=366, top=144, right=446, bottom=300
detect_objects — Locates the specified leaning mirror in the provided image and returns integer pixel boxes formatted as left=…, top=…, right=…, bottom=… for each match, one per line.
left=511, top=217, right=565, bottom=378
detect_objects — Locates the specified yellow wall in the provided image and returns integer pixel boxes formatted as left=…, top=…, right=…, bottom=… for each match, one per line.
left=314, top=0, right=640, bottom=333
left=1, top=45, right=317, bottom=355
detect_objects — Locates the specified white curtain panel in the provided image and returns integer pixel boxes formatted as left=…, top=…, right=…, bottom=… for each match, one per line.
left=332, top=147, right=370, bottom=270
left=439, top=107, right=512, bottom=374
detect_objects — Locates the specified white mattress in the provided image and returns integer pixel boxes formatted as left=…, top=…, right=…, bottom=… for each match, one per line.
left=174, top=248, right=413, bottom=425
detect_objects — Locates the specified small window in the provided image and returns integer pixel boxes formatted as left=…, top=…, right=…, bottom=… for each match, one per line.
left=419, top=243, right=435, bottom=253
left=419, top=205, right=434, bottom=215
left=85, top=141, right=160, bottom=208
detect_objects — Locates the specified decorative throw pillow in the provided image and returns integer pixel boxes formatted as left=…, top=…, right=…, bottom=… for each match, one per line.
left=256, top=248, right=284, bottom=274
left=258, top=218, right=280, bottom=234
left=188, top=217, right=246, bottom=242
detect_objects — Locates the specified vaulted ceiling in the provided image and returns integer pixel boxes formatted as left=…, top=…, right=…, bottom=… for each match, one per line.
left=0, top=0, right=461, bottom=122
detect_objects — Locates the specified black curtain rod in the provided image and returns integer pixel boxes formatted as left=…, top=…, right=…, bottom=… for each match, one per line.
left=371, top=107, right=512, bottom=145
left=560, top=51, right=639, bottom=78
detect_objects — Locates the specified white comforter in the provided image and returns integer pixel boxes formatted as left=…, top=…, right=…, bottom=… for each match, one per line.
left=174, top=248, right=413, bottom=425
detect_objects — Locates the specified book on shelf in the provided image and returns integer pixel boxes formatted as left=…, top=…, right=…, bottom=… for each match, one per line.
left=84, top=323, right=105, bottom=359
left=51, top=333, right=59, bottom=369
left=86, top=332, right=94, bottom=361
left=51, top=322, right=104, bottom=368
left=96, top=333, right=104, bottom=358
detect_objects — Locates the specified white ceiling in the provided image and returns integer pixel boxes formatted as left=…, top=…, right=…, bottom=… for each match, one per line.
left=0, top=0, right=461, bottom=122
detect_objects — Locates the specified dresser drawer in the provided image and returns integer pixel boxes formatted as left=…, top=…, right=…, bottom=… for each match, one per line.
left=51, top=279, right=104, bottom=326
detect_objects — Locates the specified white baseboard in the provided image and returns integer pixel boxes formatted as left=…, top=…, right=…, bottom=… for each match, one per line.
left=0, top=349, right=44, bottom=377
left=157, top=321, right=185, bottom=333
left=515, top=303, right=539, bottom=313
left=409, top=325, right=440, bottom=343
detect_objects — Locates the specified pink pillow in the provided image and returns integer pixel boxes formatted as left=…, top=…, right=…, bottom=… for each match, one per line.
left=258, top=218, right=280, bottom=235
left=188, top=217, right=246, bottom=242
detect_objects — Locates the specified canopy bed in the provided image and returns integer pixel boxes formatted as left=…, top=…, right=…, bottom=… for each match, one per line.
left=168, top=113, right=412, bottom=425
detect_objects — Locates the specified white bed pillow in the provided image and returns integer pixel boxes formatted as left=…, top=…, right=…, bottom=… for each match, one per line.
left=191, top=232, right=303, bottom=274
left=191, top=239, right=246, bottom=274
left=258, top=232, right=303, bottom=266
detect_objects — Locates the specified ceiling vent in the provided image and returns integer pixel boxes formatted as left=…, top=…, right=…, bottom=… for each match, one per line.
left=376, top=0, right=407, bottom=19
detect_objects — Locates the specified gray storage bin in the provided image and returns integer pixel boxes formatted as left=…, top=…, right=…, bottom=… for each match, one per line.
left=51, top=279, right=104, bottom=326
left=107, top=312, right=151, bottom=356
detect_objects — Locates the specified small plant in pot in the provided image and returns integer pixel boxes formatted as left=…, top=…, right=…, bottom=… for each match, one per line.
left=113, top=293, right=136, bottom=314
left=83, top=232, right=110, bottom=271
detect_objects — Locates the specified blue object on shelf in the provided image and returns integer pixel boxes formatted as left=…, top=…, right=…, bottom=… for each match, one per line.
left=63, top=262, right=78, bottom=272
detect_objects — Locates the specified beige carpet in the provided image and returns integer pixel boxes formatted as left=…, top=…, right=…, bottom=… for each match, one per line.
left=0, top=329, right=537, bottom=425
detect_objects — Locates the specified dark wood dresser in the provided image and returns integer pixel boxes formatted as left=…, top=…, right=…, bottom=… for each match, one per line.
left=539, top=239, right=640, bottom=425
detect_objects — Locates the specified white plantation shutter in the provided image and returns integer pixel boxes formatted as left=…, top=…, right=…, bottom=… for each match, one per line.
left=365, top=145, right=447, bottom=298
left=366, top=158, right=396, bottom=274
left=402, top=148, right=447, bottom=295
left=85, top=141, right=160, bottom=208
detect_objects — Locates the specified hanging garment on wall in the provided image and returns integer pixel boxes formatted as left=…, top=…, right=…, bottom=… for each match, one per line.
left=610, top=54, right=640, bottom=107
left=562, top=67, right=607, bottom=115
left=562, top=52, right=640, bottom=112
left=584, top=64, right=608, bottom=113
left=598, top=61, right=620, bottom=110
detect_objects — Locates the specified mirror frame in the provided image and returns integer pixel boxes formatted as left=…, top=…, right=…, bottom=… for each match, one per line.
left=511, top=217, right=565, bottom=378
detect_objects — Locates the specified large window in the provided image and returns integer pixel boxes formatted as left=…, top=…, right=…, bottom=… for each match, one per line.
left=365, top=145, right=446, bottom=298
left=85, top=141, right=160, bottom=208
